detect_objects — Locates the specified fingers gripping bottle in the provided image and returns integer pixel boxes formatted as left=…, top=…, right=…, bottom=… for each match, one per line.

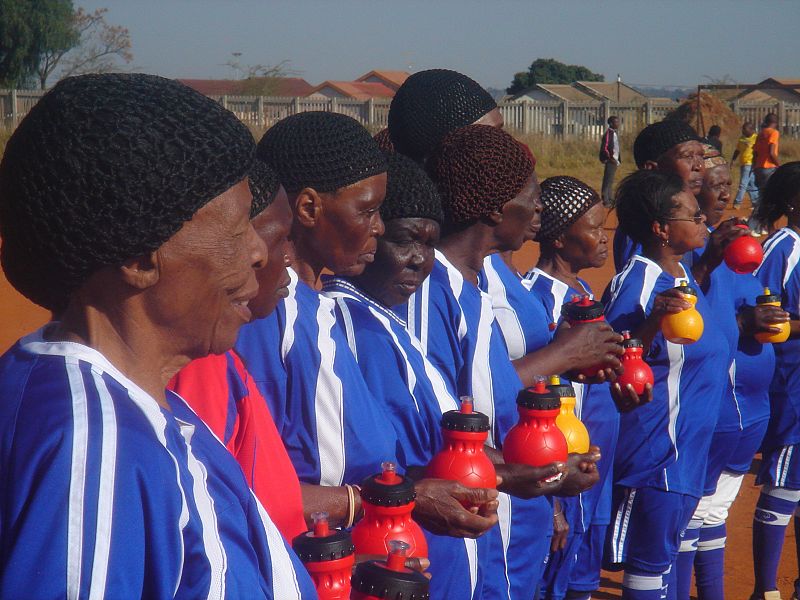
left=561, top=294, right=606, bottom=377
left=291, top=512, right=355, bottom=599
left=351, top=540, right=430, bottom=600
left=724, top=224, right=764, bottom=274
left=755, top=288, right=790, bottom=343
left=502, top=377, right=568, bottom=477
left=661, top=281, right=704, bottom=344
left=616, top=331, right=655, bottom=396
left=426, top=396, right=497, bottom=490
left=351, top=462, right=428, bottom=559
left=549, top=375, right=590, bottom=454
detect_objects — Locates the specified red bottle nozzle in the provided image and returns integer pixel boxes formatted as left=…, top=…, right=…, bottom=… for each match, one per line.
left=622, top=330, right=632, bottom=341
left=532, top=375, right=548, bottom=394
left=459, top=396, right=474, bottom=414
left=311, top=511, right=330, bottom=537
left=379, top=461, right=401, bottom=485
left=386, top=540, right=410, bottom=572
left=577, top=295, right=593, bottom=307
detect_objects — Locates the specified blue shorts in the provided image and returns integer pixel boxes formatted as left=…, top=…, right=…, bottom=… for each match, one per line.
left=757, top=443, right=800, bottom=490
left=569, top=524, right=607, bottom=592
left=727, top=419, right=768, bottom=475
left=703, top=429, right=742, bottom=495
left=604, top=486, right=699, bottom=573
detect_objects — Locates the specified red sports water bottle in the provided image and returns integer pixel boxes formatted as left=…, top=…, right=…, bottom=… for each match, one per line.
left=351, top=462, right=428, bottom=559
left=616, top=331, right=654, bottom=396
left=291, top=512, right=354, bottom=599
left=351, top=540, right=430, bottom=600
left=502, top=377, right=568, bottom=478
left=426, top=396, right=496, bottom=490
left=724, top=224, right=764, bottom=274
left=561, top=295, right=606, bottom=377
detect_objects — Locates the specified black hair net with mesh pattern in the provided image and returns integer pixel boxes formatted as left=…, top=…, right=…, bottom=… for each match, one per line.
left=538, top=176, right=601, bottom=242
left=382, top=152, right=443, bottom=224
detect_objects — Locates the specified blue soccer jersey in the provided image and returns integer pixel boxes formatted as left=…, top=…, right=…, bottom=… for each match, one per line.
left=603, top=255, right=729, bottom=497
left=613, top=229, right=640, bottom=273
left=755, top=228, right=800, bottom=450
left=401, top=250, right=550, bottom=599
left=235, top=268, right=399, bottom=486
left=0, top=328, right=316, bottom=599
left=523, top=267, right=620, bottom=532
left=322, top=275, right=483, bottom=599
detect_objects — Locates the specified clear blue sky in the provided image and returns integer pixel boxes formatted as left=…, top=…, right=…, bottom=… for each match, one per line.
left=79, top=0, right=800, bottom=91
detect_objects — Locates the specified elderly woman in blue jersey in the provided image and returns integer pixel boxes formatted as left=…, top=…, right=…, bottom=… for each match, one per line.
left=603, top=169, right=730, bottom=600
left=749, top=162, right=800, bottom=600
left=0, top=74, right=315, bottom=598
left=234, top=112, right=498, bottom=549
left=399, top=124, right=602, bottom=598
left=321, top=151, right=502, bottom=598
left=679, top=148, right=784, bottom=600
left=526, top=176, right=651, bottom=600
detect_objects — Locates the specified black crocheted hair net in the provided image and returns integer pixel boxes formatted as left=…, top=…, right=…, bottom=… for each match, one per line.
left=538, top=176, right=601, bottom=243
left=257, top=111, right=387, bottom=194
left=373, top=128, right=395, bottom=153
left=633, top=119, right=701, bottom=168
left=0, top=73, right=255, bottom=311
left=388, top=69, right=497, bottom=162
left=249, top=159, right=282, bottom=218
left=427, top=125, right=534, bottom=224
left=382, top=152, right=444, bottom=224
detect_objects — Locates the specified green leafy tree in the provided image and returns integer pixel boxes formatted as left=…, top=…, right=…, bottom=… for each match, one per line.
left=0, top=0, right=77, bottom=88
left=507, top=58, right=604, bottom=94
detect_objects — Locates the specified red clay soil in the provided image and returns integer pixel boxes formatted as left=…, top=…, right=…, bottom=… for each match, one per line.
left=0, top=205, right=797, bottom=598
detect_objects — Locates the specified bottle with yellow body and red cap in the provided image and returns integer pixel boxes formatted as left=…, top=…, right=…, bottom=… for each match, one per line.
left=351, top=462, right=428, bottom=559
left=549, top=375, right=590, bottom=454
left=291, top=512, right=354, bottom=600
left=503, top=377, right=568, bottom=478
left=425, top=396, right=497, bottom=491
left=351, top=540, right=430, bottom=600
left=755, top=288, right=791, bottom=343
left=661, top=281, right=704, bottom=344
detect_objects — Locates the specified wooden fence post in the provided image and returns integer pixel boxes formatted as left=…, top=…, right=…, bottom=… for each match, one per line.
left=367, top=97, right=375, bottom=127
left=522, top=101, right=530, bottom=133
left=561, top=101, right=570, bottom=138
left=645, top=100, right=653, bottom=126
left=779, top=101, right=787, bottom=132
left=603, top=100, right=610, bottom=126
left=11, top=89, right=17, bottom=127
left=257, top=96, right=264, bottom=129
left=221, top=95, right=228, bottom=110
left=293, top=97, right=301, bottom=115
left=330, top=97, right=337, bottom=114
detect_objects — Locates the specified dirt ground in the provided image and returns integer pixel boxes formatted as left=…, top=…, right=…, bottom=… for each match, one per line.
left=0, top=203, right=796, bottom=598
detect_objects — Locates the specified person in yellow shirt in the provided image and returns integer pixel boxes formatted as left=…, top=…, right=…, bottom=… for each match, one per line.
left=731, top=121, right=759, bottom=209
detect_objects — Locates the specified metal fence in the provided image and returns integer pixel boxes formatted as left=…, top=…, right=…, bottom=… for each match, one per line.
left=2, top=88, right=800, bottom=139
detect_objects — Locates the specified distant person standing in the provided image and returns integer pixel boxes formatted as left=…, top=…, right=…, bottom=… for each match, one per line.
left=731, top=121, right=759, bottom=209
left=703, top=124, right=723, bottom=154
left=599, top=115, right=621, bottom=206
left=751, top=113, right=781, bottom=234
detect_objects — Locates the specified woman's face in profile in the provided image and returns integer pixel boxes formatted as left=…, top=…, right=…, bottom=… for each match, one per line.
left=152, top=179, right=267, bottom=358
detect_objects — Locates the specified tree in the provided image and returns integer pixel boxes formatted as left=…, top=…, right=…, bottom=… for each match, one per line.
left=223, top=57, right=301, bottom=95
left=0, top=0, right=76, bottom=88
left=40, top=7, right=133, bottom=88
left=507, top=58, right=604, bottom=95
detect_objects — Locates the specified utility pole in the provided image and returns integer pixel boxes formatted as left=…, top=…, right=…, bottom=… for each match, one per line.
left=617, top=74, right=621, bottom=102
left=232, top=52, right=243, bottom=79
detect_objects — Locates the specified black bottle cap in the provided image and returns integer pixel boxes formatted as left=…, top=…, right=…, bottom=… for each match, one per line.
left=440, top=397, right=490, bottom=432
left=561, top=295, right=605, bottom=321
left=621, top=330, right=644, bottom=349
left=672, top=282, right=697, bottom=296
left=757, top=288, right=781, bottom=304
left=292, top=521, right=354, bottom=563
left=351, top=560, right=430, bottom=599
left=546, top=375, right=576, bottom=398
left=516, top=380, right=561, bottom=410
left=360, top=462, right=417, bottom=507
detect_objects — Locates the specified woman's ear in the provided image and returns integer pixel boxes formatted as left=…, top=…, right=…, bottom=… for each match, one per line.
left=652, top=220, right=670, bottom=246
left=487, top=210, right=504, bottom=225
left=552, top=233, right=566, bottom=250
left=294, top=187, right=323, bottom=228
left=119, top=251, right=160, bottom=290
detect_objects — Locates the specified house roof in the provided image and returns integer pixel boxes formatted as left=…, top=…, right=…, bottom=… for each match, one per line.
left=736, top=88, right=800, bottom=104
left=356, top=70, right=410, bottom=89
left=575, top=81, right=647, bottom=103
left=177, top=77, right=314, bottom=97
left=536, top=84, right=596, bottom=102
left=309, top=80, right=397, bottom=99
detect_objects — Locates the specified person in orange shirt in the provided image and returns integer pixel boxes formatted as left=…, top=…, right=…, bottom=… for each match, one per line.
left=751, top=113, right=781, bottom=234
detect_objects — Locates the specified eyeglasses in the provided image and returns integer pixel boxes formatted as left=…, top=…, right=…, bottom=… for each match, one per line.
left=665, top=213, right=704, bottom=224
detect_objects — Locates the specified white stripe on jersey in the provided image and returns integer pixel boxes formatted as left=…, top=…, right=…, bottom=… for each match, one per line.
left=665, top=342, right=685, bottom=491
left=758, top=229, right=790, bottom=270
left=482, top=256, right=527, bottom=360
left=639, top=260, right=663, bottom=313
left=368, top=306, right=421, bottom=413
left=254, top=495, right=303, bottom=600
left=179, top=421, right=228, bottom=599
left=464, top=538, right=478, bottom=599
left=611, top=487, right=637, bottom=563
left=437, top=250, right=468, bottom=342
left=535, top=268, right=571, bottom=325
left=88, top=369, right=118, bottom=600
left=405, top=328, right=461, bottom=417
left=497, top=492, right=513, bottom=599
left=784, top=235, right=800, bottom=295
left=473, top=294, right=497, bottom=447
left=335, top=298, right=359, bottom=361
left=314, top=297, right=347, bottom=487
left=729, top=360, right=742, bottom=430
left=66, top=358, right=89, bottom=599
left=281, top=269, right=299, bottom=361
left=607, top=258, right=638, bottom=309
